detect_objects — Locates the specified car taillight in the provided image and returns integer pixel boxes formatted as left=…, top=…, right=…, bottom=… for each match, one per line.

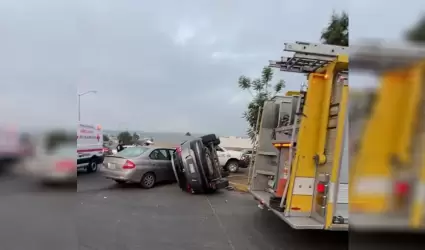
left=176, top=147, right=182, bottom=157
left=56, top=160, right=76, bottom=171
left=123, top=160, right=136, bottom=169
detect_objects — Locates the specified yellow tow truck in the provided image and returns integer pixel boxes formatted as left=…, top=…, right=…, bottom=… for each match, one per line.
left=249, top=41, right=349, bottom=230
left=349, top=42, right=425, bottom=231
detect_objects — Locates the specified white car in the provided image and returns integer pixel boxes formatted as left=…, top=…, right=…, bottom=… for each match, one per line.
left=215, top=145, right=244, bottom=173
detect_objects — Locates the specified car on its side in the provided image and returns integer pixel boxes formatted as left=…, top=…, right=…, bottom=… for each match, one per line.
left=101, top=146, right=176, bottom=188
left=172, top=134, right=229, bottom=194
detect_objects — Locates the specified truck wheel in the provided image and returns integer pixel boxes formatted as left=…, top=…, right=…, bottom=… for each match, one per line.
left=86, top=158, right=98, bottom=173
left=226, top=160, right=239, bottom=173
left=200, top=134, right=220, bottom=145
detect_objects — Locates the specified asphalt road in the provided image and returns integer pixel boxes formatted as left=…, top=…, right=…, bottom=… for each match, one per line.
left=0, top=167, right=349, bottom=250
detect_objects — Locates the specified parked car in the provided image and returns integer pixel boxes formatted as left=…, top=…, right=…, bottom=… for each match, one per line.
left=215, top=145, right=246, bottom=173
left=172, top=134, right=229, bottom=194
left=101, top=146, right=176, bottom=188
left=26, top=142, right=76, bottom=184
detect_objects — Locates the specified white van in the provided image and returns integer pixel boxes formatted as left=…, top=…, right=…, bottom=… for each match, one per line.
left=77, top=123, right=104, bottom=172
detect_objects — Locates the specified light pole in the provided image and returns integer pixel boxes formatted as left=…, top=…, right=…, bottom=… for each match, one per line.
left=78, top=90, right=97, bottom=122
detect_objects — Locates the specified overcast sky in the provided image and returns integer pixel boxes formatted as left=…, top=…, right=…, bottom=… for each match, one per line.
left=0, top=0, right=423, bottom=135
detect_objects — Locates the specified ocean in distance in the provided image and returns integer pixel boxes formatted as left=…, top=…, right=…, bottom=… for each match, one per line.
left=104, top=130, right=210, bottom=145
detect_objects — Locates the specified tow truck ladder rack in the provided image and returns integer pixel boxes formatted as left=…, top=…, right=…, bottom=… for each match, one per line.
left=350, top=41, right=425, bottom=71
left=350, top=41, right=425, bottom=230
left=269, top=41, right=348, bottom=73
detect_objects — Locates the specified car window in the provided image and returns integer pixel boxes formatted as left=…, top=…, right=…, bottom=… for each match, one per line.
left=168, top=149, right=176, bottom=159
left=116, top=146, right=149, bottom=158
left=149, top=149, right=170, bottom=160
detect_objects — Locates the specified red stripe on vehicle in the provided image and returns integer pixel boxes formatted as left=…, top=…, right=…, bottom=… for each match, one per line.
left=77, top=148, right=103, bottom=153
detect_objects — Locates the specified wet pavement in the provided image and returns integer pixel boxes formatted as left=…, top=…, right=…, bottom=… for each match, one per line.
left=0, top=166, right=348, bottom=250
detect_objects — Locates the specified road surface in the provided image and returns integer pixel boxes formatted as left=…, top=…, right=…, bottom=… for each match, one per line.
left=0, top=167, right=349, bottom=250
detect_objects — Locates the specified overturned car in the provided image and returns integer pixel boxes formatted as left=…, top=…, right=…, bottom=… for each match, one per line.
left=171, top=134, right=229, bottom=194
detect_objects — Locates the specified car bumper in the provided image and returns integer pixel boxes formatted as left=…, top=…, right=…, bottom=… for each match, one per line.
left=239, top=158, right=250, bottom=168
left=211, top=178, right=229, bottom=189
left=100, top=166, right=137, bottom=182
left=39, top=171, right=77, bottom=183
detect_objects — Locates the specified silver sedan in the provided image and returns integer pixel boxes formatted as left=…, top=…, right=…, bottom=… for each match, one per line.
left=101, top=146, right=176, bottom=188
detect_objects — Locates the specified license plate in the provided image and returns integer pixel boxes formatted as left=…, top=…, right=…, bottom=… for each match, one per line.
left=108, top=163, right=116, bottom=169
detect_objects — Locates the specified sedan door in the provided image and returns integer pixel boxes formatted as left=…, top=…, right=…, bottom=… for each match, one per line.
left=149, top=149, right=174, bottom=182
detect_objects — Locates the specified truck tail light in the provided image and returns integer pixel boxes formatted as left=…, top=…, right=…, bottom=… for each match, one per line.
left=317, top=183, right=326, bottom=193
left=394, top=181, right=410, bottom=196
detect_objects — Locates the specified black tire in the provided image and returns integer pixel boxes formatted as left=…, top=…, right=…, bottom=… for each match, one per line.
left=225, top=160, right=239, bottom=173
left=200, top=134, right=218, bottom=144
left=140, top=172, right=156, bottom=189
left=86, top=158, right=98, bottom=173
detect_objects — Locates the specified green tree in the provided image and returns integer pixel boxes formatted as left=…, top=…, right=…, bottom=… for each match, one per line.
left=405, top=15, right=425, bottom=42
left=103, top=134, right=109, bottom=142
left=118, top=131, right=132, bottom=145
left=320, top=11, right=348, bottom=46
left=238, top=66, right=285, bottom=142
left=132, top=132, right=140, bottom=143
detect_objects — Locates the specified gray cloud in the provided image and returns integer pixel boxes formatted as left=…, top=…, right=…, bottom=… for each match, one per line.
left=1, top=0, right=421, bottom=134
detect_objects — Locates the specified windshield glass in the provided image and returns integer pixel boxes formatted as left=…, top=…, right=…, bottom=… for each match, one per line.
left=116, top=146, right=149, bottom=158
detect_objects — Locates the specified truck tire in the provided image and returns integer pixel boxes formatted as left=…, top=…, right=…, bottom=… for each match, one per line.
left=225, top=159, right=240, bottom=173
left=200, top=134, right=220, bottom=145
left=86, top=157, right=98, bottom=173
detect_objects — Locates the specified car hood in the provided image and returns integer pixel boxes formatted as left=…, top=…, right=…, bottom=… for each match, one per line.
left=226, top=150, right=243, bottom=158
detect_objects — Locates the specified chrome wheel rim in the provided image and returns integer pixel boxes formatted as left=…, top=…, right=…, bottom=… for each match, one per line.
left=228, top=163, right=238, bottom=172
left=143, top=175, right=155, bottom=187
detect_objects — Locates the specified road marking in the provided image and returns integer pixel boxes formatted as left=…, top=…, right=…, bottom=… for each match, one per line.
left=206, top=198, right=236, bottom=250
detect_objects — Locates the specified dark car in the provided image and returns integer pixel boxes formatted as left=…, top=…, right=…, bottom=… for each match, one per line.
left=171, top=134, right=228, bottom=194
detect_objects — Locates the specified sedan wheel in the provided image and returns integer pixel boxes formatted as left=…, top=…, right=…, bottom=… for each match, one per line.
left=140, top=173, right=156, bottom=189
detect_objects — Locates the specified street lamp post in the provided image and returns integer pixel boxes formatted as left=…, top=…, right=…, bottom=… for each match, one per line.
left=78, top=90, right=97, bottom=122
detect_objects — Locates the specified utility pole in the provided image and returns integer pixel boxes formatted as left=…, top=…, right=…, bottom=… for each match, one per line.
left=78, top=90, right=97, bottom=122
